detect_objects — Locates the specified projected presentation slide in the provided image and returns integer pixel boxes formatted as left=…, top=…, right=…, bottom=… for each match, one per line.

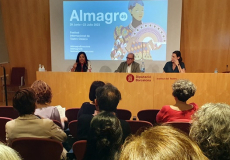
left=63, top=0, right=168, bottom=61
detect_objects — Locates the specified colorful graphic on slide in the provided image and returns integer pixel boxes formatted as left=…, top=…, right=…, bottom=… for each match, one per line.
left=63, top=0, right=168, bottom=61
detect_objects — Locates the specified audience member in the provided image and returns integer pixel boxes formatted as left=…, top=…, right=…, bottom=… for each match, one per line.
left=31, top=80, right=67, bottom=128
left=119, top=126, right=208, bottom=160
left=77, top=81, right=105, bottom=119
left=83, top=111, right=122, bottom=160
left=77, top=83, right=131, bottom=142
left=0, top=143, right=21, bottom=160
left=190, top=103, right=230, bottom=160
left=156, top=79, right=197, bottom=123
left=5, top=88, right=67, bottom=159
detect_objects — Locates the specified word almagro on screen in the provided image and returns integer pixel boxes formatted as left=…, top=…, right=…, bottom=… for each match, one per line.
left=70, top=10, right=128, bottom=24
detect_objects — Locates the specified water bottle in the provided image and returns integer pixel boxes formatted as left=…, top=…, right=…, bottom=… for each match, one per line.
left=38, top=64, right=42, bottom=71
left=214, top=68, right=218, bottom=73
left=141, top=61, right=145, bottom=73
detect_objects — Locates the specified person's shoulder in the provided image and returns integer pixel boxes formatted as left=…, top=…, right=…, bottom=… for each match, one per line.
left=190, top=103, right=198, bottom=109
left=5, top=119, right=16, bottom=127
left=161, top=105, right=170, bottom=109
left=133, top=61, right=140, bottom=65
left=81, top=102, right=91, bottom=107
left=166, top=61, right=172, bottom=65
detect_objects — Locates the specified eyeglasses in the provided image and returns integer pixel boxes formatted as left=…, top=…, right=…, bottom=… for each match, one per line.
left=126, top=57, right=134, bottom=60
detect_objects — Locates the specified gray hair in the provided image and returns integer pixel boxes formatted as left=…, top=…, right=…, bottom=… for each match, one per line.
left=172, top=79, right=196, bottom=102
left=189, top=103, right=230, bottom=160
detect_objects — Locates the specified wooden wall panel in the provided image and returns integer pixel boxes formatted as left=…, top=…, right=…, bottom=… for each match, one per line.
left=0, top=0, right=51, bottom=89
left=181, top=0, right=230, bottom=73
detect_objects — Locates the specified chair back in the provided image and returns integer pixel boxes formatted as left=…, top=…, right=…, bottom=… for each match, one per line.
left=10, top=67, right=25, bottom=86
left=0, top=117, right=12, bottom=143
left=53, top=120, right=63, bottom=129
left=116, top=109, right=132, bottom=120
left=164, top=122, right=191, bottom=134
left=126, top=120, right=153, bottom=135
left=137, top=109, right=160, bottom=125
left=12, top=138, right=63, bottom=160
left=72, top=140, right=87, bottom=160
left=65, top=108, right=80, bottom=123
left=0, top=106, right=19, bottom=119
left=69, top=120, right=78, bottom=138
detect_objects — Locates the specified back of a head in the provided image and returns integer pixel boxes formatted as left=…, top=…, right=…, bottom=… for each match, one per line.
left=84, top=111, right=122, bottom=160
left=190, top=103, right=230, bottom=160
left=31, top=80, right=52, bottom=105
left=89, top=81, right=105, bottom=102
left=0, top=143, right=21, bottom=160
left=13, top=88, right=36, bottom=116
left=172, top=79, right=196, bottom=102
left=120, top=126, right=207, bottom=160
left=96, top=83, right=121, bottom=112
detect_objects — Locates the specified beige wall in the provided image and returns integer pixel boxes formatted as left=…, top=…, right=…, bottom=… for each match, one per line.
left=1, top=0, right=230, bottom=102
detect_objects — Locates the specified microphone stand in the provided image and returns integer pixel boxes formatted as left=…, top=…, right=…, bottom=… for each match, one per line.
left=1, top=65, right=8, bottom=106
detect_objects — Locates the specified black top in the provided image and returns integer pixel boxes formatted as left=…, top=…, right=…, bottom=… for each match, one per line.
left=77, top=114, right=131, bottom=142
left=163, top=61, right=185, bottom=73
left=77, top=102, right=96, bottom=119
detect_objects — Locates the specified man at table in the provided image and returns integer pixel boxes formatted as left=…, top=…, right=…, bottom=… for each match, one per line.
left=115, top=53, right=141, bottom=73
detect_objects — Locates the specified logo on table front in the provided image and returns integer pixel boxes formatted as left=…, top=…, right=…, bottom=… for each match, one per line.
left=126, top=74, right=134, bottom=82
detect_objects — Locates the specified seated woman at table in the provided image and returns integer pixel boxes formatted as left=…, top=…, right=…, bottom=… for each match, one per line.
left=156, top=79, right=198, bottom=123
left=71, top=52, right=91, bottom=72
left=31, top=80, right=67, bottom=128
left=77, top=81, right=105, bottom=119
left=163, top=50, right=185, bottom=73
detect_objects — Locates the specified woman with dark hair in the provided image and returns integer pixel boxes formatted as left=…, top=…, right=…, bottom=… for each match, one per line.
left=83, top=111, right=122, bottom=160
left=77, top=81, right=105, bottom=119
left=156, top=79, right=198, bottom=123
left=163, top=50, right=185, bottom=73
left=71, top=52, right=90, bottom=72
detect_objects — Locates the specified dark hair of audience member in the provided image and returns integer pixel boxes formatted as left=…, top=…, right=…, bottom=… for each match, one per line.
left=89, top=81, right=105, bottom=102
left=31, top=80, right=52, bottom=104
left=172, top=79, right=196, bottom=102
left=120, top=126, right=208, bottom=160
left=83, top=111, right=122, bottom=160
left=190, top=103, right=230, bottom=160
left=96, top=83, right=121, bottom=112
left=13, top=88, right=36, bottom=116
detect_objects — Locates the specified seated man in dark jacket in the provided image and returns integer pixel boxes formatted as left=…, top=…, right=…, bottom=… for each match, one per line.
left=77, top=83, right=131, bottom=142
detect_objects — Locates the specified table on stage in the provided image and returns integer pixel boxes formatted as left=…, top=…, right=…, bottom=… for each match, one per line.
left=36, top=72, right=230, bottom=117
